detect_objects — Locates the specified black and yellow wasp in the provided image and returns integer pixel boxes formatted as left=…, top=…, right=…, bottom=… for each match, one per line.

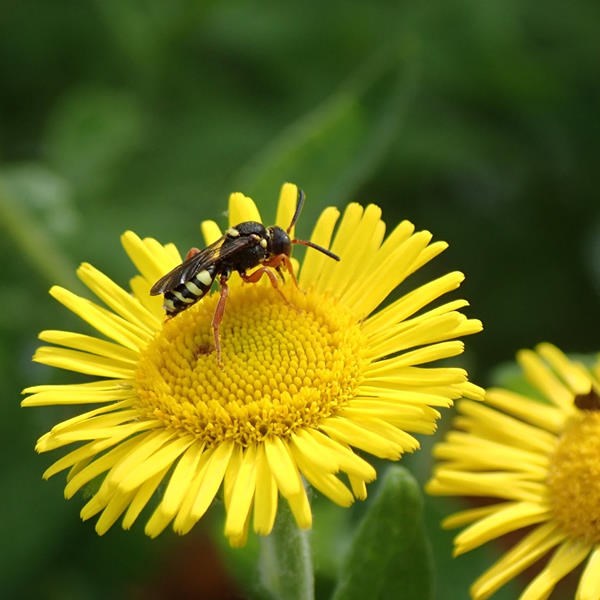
left=150, top=188, right=340, bottom=363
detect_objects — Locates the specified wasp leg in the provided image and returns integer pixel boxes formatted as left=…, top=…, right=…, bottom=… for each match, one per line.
left=275, top=265, right=285, bottom=283
left=211, top=274, right=230, bottom=368
left=241, top=267, right=291, bottom=306
left=264, top=253, right=299, bottom=289
left=185, top=247, right=201, bottom=260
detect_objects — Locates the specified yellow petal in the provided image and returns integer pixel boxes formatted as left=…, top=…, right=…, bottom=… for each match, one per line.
left=77, top=262, right=159, bottom=333
left=229, top=192, right=260, bottom=225
left=120, top=231, right=181, bottom=285
left=521, top=538, right=591, bottom=600
left=124, top=466, right=171, bottom=531
left=319, top=417, right=402, bottom=459
left=576, top=546, right=600, bottom=600
left=225, top=445, right=258, bottom=539
left=471, top=522, right=565, bottom=600
left=118, top=435, right=195, bottom=493
left=189, top=440, right=234, bottom=520
left=264, top=436, right=303, bottom=498
left=49, top=286, right=148, bottom=351
left=298, top=206, right=340, bottom=288
left=275, top=182, right=300, bottom=233
left=253, top=444, right=278, bottom=535
left=454, top=501, right=551, bottom=556
left=201, top=220, right=222, bottom=246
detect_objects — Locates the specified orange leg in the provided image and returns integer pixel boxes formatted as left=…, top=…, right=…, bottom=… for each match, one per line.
left=185, top=247, right=201, bottom=260
left=263, top=253, right=299, bottom=288
left=211, top=274, right=230, bottom=368
left=240, top=266, right=290, bottom=305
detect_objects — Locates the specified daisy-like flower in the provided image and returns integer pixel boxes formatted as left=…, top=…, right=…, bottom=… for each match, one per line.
left=23, top=183, right=482, bottom=546
left=427, top=343, right=600, bottom=600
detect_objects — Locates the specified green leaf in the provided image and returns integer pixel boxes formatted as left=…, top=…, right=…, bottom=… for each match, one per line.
left=332, top=466, right=433, bottom=600
left=0, top=167, right=80, bottom=289
left=0, top=163, right=77, bottom=232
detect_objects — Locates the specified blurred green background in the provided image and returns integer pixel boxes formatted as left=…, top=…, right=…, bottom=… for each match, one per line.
left=2, top=1, right=598, bottom=598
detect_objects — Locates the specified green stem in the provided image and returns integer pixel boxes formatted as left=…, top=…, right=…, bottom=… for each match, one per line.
left=0, top=184, right=80, bottom=290
left=259, top=502, right=314, bottom=600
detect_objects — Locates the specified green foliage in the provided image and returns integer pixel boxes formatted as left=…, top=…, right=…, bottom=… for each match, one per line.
left=332, top=467, right=433, bottom=600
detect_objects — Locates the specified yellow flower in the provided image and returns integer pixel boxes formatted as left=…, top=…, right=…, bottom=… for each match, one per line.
left=23, top=183, right=482, bottom=546
left=427, top=344, right=600, bottom=600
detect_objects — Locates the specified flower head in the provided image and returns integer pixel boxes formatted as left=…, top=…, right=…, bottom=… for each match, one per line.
left=23, top=183, right=481, bottom=545
left=427, top=343, right=600, bottom=599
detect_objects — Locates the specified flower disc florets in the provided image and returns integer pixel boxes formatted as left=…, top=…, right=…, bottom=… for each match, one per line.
left=547, top=401, right=600, bottom=545
left=135, top=283, right=364, bottom=447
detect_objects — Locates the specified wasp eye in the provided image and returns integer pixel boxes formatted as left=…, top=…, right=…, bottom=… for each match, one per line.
left=268, top=226, right=291, bottom=256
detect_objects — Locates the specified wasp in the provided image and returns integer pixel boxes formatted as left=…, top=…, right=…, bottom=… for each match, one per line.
left=150, top=188, right=340, bottom=364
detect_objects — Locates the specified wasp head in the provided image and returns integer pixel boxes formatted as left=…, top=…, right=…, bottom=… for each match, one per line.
left=263, top=188, right=340, bottom=262
left=267, top=226, right=292, bottom=257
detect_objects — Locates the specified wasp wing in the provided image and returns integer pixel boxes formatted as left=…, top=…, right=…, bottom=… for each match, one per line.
left=150, top=234, right=258, bottom=295
left=150, top=237, right=224, bottom=295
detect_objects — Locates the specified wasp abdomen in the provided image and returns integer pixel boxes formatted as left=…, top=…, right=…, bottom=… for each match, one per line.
left=163, top=265, right=217, bottom=316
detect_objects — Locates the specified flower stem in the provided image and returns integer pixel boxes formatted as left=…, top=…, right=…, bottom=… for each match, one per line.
left=0, top=184, right=80, bottom=290
left=259, top=502, right=314, bottom=600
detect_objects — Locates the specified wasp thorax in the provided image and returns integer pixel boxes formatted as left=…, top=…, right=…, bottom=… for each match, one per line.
left=235, top=221, right=267, bottom=237
left=268, top=226, right=292, bottom=257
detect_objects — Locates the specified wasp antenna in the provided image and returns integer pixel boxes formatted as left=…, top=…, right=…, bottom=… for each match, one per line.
left=292, top=238, right=340, bottom=261
left=286, top=188, right=306, bottom=234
